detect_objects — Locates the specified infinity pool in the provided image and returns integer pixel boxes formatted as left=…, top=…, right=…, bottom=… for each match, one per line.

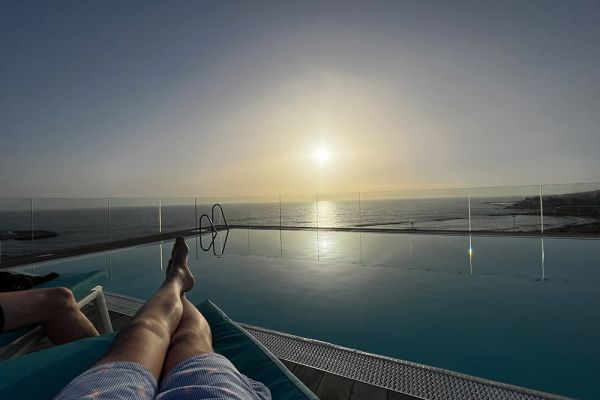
left=24, top=229, right=600, bottom=399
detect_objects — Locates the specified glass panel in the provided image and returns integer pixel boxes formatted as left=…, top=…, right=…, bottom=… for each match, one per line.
left=541, top=182, right=600, bottom=234
left=161, top=197, right=196, bottom=233
left=281, top=194, right=317, bottom=228
left=469, top=185, right=541, bottom=233
left=32, top=198, right=109, bottom=253
left=194, top=196, right=247, bottom=229
left=241, top=196, right=280, bottom=257
left=316, top=192, right=360, bottom=228
left=109, top=198, right=160, bottom=241
left=358, top=191, right=411, bottom=230
left=217, top=196, right=249, bottom=227
left=247, top=195, right=280, bottom=227
left=194, top=197, right=221, bottom=230
left=0, top=198, right=33, bottom=259
left=409, top=188, right=469, bottom=231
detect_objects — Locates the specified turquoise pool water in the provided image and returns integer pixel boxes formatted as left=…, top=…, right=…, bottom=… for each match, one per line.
left=24, top=229, right=600, bottom=399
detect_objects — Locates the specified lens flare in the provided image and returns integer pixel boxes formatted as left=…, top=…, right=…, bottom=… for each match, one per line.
left=314, top=148, right=331, bottom=163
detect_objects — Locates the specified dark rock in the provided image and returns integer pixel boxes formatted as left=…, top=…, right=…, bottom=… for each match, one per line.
left=0, top=230, right=59, bottom=241
left=508, top=190, right=600, bottom=218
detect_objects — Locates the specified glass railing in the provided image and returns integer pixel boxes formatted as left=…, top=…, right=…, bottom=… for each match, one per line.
left=160, top=197, right=196, bottom=233
left=0, top=198, right=33, bottom=258
left=469, top=185, right=542, bottom=233
left=359, top=190, right=411, bottom=229
left=1, top=182, right=598, bottom=262
left=109, top=198, right=160, bottom=241
left=33, top=198, right=109, bottom=252
left=540, top=183, right=600, bottom=233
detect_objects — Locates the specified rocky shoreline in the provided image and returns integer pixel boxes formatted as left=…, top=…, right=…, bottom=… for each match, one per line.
left=0, top=230, right=59, bottom=241
left=508, top=190, right=600, bottom=218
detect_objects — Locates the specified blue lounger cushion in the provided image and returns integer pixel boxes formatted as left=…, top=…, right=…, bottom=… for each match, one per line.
left=0, top=332, right=118, bottom=399
left=0, top=270, right=109, bottom=348
left=0, top=300, right=318, bottom=400
left=198, top=300, right=318, bottom=400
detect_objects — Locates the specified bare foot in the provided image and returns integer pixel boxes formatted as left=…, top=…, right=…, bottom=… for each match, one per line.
left=166, top=237, right=195, bottom=292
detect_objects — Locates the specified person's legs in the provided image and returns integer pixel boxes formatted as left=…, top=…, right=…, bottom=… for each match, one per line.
left=157, top=295, right=271, bottom=399
left=0, top=287, right=98, bottom=344
left=162, top=296, right=213, bottom=376
left=96, top=237, right=195, bottom=380
left=157, top=296, right=271, bottom=400
left=54, top=238, right=195, bottom=400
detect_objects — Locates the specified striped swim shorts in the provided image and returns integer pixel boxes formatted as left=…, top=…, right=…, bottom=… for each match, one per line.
left=53, top=353, right=271, bottom=400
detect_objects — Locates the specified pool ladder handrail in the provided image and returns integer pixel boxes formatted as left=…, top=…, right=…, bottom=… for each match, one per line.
left=197, top=203, right=229, bottom=258
left=198, top=203, right=229, bottom=233
left=199, top=228, right=229, bottom=257
left=212, top=203, right=228, bottom=230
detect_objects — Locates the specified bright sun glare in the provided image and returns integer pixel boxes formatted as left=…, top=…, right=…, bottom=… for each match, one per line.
left=314, top=147, right=331, bottom=163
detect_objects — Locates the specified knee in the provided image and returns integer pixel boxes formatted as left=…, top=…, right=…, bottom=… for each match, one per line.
left=172, top=327, right=213, bottom=352
left=45, top=287, right=78, bottom=312
left=126, top=317, right=171, bottom=340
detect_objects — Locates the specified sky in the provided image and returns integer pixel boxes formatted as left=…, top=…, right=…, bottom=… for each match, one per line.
left=1, top=0, right=599, bottom=197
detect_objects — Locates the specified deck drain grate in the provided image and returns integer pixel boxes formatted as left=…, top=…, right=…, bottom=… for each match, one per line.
left=242, top=325, right=570, bottom=400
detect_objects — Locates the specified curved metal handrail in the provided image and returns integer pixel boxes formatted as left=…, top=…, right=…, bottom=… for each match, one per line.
left=212, top=229, right=229, bottom=258
left=196, top=204, right=228, bottom=257
left=199, top=213, right=217, bottom=233
left=211, top=203, right=228, bottom=231
left=199, top=231, right=216, bottom=252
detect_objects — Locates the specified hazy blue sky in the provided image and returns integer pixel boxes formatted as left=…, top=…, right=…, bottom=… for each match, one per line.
left=1, top=0, right=599, bottom=196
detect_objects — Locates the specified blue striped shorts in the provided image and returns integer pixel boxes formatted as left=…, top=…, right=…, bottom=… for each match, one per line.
left=53, top=353, right=271, bottom=400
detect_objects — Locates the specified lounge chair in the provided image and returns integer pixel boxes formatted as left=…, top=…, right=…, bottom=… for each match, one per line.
left=0, top=300, right=318, bottom=400
left=0, top=270, right=113, bottom=360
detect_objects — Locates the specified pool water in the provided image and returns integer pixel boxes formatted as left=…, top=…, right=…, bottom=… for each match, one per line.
left=25, top=229, right=600, bottom=399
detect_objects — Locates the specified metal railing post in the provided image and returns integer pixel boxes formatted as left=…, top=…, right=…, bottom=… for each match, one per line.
left=315, top=193, right=319, bottom=261
left=408, top=191, right=413, bottom=229
left=30, top=198, right=34, bottom=253
left=107, top=197, right=111, bottom=242
left=540, top=185, right=545, bottom=280
left=246, top=196, right=250, bottom=228
left=315, top=193, right=319, bottom=229
left=279, top=195, right=283, bottom=257
left=194, top=198, right=198, bottom=231
left=467, top=188, right=472, bottom=233
left=539, top=185, right=544, bottom=234
left=158, top=198, right=162, bottom=233
left=246, top=196, right=250, bottom=254
left=358, top=192, right=362, bottom=226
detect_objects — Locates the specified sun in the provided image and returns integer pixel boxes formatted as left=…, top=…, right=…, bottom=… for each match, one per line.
left=313, top=147, right=331, bottom=163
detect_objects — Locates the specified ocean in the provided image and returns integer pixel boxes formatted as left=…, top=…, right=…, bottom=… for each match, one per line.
left=0, top=195, right=591, bottom=257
